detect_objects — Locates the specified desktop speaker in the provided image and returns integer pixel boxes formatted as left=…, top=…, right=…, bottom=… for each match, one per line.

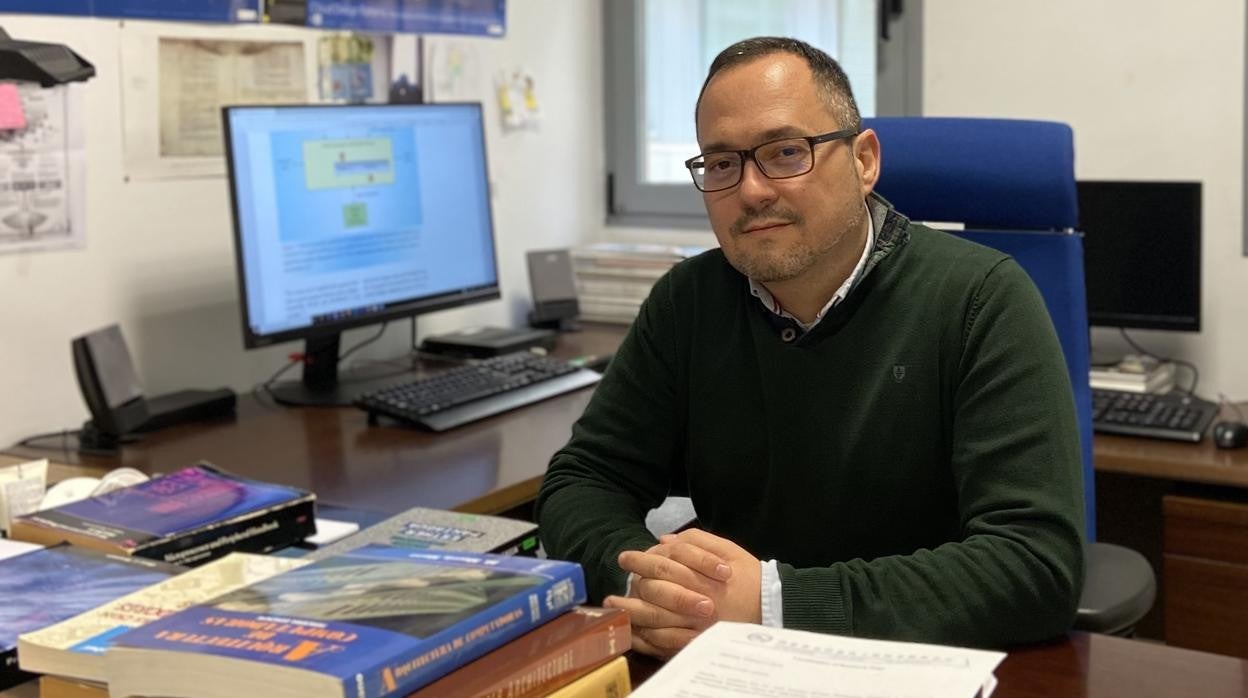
left=527, top=248, right=580, bottom=331
left=70, top=324, right=236, bottom=453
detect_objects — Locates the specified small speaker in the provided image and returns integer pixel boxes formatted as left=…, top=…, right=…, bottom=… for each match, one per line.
left=526, top=248, right=580, bottom=331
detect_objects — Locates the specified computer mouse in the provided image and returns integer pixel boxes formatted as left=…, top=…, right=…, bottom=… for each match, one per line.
left=1212, top=421, right=1248, bottom=449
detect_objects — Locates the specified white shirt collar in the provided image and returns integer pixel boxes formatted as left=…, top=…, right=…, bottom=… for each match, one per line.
left=748, top=203, right=876, bottom=332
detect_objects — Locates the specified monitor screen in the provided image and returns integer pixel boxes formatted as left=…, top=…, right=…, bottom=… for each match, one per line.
left=223, top=102, right=500, bottom=349
left=1077, top=180, right=1202, bottom=332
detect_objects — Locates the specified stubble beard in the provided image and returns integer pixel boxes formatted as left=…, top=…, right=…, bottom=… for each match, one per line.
left=725, top=202, right=865, bottom=283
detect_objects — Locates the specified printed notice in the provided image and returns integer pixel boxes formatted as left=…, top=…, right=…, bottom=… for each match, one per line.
left=121, top=23, right=316, bottom=180
left=0, top=84, right=87, bottom=254
left=159, top=38, right=306, bottom=158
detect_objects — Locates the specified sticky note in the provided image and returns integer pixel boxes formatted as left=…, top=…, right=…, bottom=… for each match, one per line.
left=0, top=83, right=26, bottom=130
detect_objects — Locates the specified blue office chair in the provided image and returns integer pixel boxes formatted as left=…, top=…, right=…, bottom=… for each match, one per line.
left=866, top=116, right=1155, bottom=636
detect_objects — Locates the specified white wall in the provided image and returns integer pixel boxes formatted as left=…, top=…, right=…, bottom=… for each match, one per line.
left=0, top=2, right=603, bottom=447
left=923, top=0, right=1248, bottom=399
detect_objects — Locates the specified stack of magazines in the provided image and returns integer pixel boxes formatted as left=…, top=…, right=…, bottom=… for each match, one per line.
left=1090, top=354, right=1176, bottom=394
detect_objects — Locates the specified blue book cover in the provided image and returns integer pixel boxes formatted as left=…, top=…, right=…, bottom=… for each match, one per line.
left=0, top=546, right=182, bottom=690
left=108, top=547, right=585, bottom=697
left=11, top=463, right=316, bottom=566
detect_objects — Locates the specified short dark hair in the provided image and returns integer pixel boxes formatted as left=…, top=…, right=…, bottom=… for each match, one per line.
left=695, top=36, right=861, bottom=132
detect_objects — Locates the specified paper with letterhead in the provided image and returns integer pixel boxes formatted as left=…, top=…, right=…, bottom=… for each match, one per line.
left=632, top=621, right=1005, bottom=698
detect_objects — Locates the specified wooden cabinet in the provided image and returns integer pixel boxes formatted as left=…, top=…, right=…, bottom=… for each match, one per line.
left=1163, top=495, right=1248, bottom=658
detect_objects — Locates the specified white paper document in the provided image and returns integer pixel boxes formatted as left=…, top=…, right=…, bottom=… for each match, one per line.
left=120, top=22, right=317, bottom=180
left=632, top=621, right=1005, bottom=698
left=0, top=84, right=87, bottom=254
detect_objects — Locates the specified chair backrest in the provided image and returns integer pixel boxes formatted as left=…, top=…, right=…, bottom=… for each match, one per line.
left=865, top=117, right=1096, bottom=541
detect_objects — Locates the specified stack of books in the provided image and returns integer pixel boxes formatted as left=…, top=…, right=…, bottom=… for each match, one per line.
left=7, top=476, right=632, bottom=697
left=1, top=545, right=184, bottom=690
left=573, top=242, right=706, bottom=324
left=1089, top=354, right=1177, bottom=394
left=8, top=463, right=316, bottom=567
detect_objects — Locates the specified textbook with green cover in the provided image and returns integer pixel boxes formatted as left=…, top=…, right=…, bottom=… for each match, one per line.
left=105, top=547, right=586, bottom=698
left=18, top=552, right=307, bottom=683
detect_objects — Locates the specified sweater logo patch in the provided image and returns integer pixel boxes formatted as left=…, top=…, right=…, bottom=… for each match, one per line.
left=892, top=364, right=907, bottom=382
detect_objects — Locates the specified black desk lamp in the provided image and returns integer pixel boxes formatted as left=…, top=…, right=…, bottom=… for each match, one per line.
left=0, top=27, right=95, bottom=86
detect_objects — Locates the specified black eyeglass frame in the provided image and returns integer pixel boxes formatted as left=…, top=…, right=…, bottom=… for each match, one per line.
left=683, top=127, right=860, bottom=192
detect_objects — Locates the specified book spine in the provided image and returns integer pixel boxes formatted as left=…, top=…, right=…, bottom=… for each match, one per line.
left=8, top=513, right=150, bottom=555
left=411, top=610, right=630, bottom=697
left=136, top=497, right=316, bottom=566
left=544, top=656, right=631, bottom=698
left=365, top=570, right=588, bottom=697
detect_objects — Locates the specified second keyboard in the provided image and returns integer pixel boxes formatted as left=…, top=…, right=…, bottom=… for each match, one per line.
left=1091, top=388, right=1220, bottom=442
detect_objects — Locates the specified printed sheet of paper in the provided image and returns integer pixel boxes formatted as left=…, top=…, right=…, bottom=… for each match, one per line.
left=159, top=38, right=306, bottom=157
left=0, top=84, right=87, bottom=254
left=121, top=22, right=317, bottom=179
left=632, top=621, right=1006, bottom=698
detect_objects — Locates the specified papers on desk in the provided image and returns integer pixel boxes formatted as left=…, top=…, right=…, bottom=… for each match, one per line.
left=632, top=621, right=1005, bottom=698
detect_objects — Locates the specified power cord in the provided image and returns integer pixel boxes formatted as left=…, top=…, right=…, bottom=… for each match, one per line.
left=1217, top=393, right=1245, bottom=422
left=256, top=323, right=392, bottom=406
left=16, top=428, right=79, bottom=461
left=1118, top=328, right=1200, bottom=396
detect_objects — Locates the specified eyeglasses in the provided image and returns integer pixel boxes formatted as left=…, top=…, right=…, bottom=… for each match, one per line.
left=684, top=128, right=859, bottom=193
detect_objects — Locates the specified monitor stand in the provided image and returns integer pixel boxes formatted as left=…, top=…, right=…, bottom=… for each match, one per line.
left=266, top=333, right=409, bottom=407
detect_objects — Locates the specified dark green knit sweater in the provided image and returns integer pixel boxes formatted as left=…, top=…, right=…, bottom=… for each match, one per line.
left=537, top=198, right=1085, bottom=648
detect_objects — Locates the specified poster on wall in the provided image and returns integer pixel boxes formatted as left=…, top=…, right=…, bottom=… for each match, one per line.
left=0, top=0, right=262, bottom=23
left=120, top=22, right=317, bottom=179
left=0, top=83, right=88, bottom=255
left=304, top=0, right=505, bottom=36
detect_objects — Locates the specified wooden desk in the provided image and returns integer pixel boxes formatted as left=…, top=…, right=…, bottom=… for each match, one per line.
left=3, top=324, right=628, bottom=517
left=1093, top=418, right=1248, bottom=656
left=626, top=632, right=1248, bottom=697
left=4, top=632, right=1243, bottom=698
left=1096, top=425, right=1248, bottom=488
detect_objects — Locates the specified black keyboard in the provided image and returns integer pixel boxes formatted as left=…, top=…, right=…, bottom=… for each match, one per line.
left=356, top=352, right=602, bottom=431
left=1091, top=388, right=1220, bottom=442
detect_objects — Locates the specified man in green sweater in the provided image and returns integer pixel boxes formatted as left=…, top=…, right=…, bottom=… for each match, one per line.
left=537, top=37, right=1084, bottom=658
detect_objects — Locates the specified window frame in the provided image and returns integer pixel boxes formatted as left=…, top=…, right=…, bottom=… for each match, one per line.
left=603, top=0, right=923, bottom=229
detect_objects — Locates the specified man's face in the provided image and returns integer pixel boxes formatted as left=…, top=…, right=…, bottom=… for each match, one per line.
left=695, top=54, right=878, bottom=284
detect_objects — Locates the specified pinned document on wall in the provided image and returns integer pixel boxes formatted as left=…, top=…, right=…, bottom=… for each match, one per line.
left=316, top=32, right=392, bottom=103
left=494, top=67, right=540, bottom=132
left=119, top=22, right=317, bottom=180
left=0, top=82, right=87, bottom=255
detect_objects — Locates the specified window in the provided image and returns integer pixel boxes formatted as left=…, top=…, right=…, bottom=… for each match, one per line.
left=604, top=0, right=921, bottom=227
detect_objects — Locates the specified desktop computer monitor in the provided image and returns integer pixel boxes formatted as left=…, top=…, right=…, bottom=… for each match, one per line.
left=223, top=102, right=500, bottom=404
left=1077, top=180, right=1202, bottom=332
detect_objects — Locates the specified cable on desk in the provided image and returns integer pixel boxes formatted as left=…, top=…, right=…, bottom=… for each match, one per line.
left=15, top=428, right=125, bottom=459
left=1217, top=393, right=1245, bottom=422
left=16, top=429, right=78, bottom=464
left=1118, top=328, right=1201, bottom=396
left=338, top=322, right=388, bottom=364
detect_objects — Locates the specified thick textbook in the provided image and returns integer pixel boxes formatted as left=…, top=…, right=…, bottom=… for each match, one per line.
left=0, top=545, right=182, bottom=690
left=18, top=552, right=307, bottom=682
left=410, top=606, right=630, bottom=697
left=545, top=655, right=631, bottom=698
left=106, top=547, right=586, bottom=698
left=10, top=463, right=316, bottom=566
left=307, top=506, right=539, bottom=561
